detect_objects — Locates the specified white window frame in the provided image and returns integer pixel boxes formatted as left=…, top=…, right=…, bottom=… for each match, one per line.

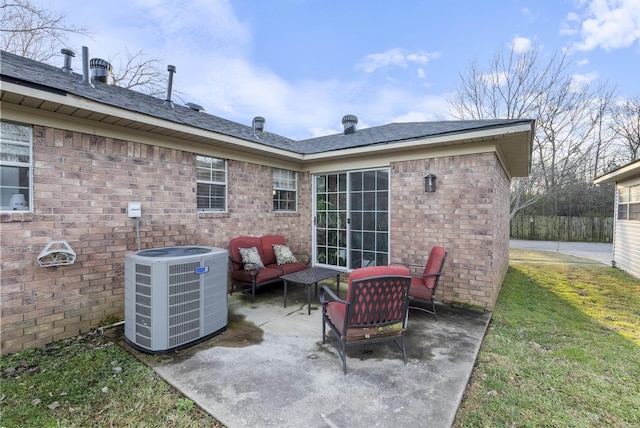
left=0, top=121, right=33, bottom=212
left=273, top=168, right=297, bottom=212
left=196, top=155, right=227, bottom=212
left=618, top=185, right=640, bottom=221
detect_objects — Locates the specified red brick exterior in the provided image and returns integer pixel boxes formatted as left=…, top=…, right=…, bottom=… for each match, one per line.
left=0, top=126, right=311, bottom=355
left=1, top=124, right=511, bottom=355
left=390, top=153, right=510, bottom=310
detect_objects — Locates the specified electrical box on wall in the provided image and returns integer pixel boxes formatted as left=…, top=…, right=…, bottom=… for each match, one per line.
left=128, top=202, right=141, bottom=218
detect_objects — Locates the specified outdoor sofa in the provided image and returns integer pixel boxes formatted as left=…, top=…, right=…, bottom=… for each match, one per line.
left=229, top=235, right=310, bottom=302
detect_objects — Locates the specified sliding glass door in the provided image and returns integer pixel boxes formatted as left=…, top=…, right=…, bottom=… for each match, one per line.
left=313, top=169, right=389, bottom=269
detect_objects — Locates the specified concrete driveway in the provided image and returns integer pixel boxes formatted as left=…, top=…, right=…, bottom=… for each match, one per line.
left=509, top=240, right=613, bottom=266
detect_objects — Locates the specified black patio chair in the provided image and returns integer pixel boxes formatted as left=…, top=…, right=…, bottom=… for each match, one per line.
left=320, top=265, right=411, bottom=374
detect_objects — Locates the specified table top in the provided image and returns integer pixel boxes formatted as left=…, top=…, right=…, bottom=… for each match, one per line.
left=280, top=267, right=342, bottom=285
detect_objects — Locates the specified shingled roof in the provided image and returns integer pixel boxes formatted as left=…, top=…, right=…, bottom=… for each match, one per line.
left=0, top=50, right=297, bottom=148
left=294, top=119, right=533, bottom=154
left=1, top=49, right=534, bottom=171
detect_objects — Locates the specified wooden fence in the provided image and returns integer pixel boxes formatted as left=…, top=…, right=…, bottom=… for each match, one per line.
left=510, top=215, right=614, bottom=243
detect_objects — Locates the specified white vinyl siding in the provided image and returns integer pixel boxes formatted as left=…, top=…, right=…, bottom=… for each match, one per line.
left=613, top=184, right=640, bottom=280
left=613, top=221, right=640, bottom=279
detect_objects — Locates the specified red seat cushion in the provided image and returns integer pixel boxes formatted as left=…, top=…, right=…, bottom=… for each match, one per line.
left=409, top=277, right=433, bottom=300
left=267, top=262, right=308, bottom=275
left=261, top=235, right=285, bottom=266
left=326, top=301, right=346, bottom=334
left=326, top=301, right=405, bottom=342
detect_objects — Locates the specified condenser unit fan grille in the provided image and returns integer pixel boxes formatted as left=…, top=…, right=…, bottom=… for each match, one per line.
left=168, top=261, right=201, bottom=347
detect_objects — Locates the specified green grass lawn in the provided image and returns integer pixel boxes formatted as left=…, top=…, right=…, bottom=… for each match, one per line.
left=2, top=253, right=638, bottom=427
left=0, top=330, right=222, bottom=427
left=453, top=260, right=640, bottom=427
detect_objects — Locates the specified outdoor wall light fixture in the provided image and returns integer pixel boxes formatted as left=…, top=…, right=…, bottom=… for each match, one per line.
left=425, top=174, right=437, bottom=193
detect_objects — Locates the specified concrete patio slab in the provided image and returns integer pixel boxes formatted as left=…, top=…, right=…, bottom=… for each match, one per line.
left=120, top=282, right=491, bottom=428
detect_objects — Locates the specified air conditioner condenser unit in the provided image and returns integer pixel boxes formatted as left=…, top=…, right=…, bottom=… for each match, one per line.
left=124, top=246, right=228, bottom=353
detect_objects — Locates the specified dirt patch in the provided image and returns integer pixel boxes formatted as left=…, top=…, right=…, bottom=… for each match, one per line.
left=105, top=309, right=264, bottom=366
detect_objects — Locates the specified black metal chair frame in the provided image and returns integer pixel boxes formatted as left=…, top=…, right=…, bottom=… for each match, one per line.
left=228, top=256, right=283, bottom=303
left=228, top=254, right=310, bottom=303
left=320, top=274, right=411, bottom=374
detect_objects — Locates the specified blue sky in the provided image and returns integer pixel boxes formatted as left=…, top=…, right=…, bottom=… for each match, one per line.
left=30, top=0, right=640, bottom=139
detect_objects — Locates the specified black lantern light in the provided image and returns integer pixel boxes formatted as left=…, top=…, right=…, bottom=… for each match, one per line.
left=425, top=174, right=437, bottom=193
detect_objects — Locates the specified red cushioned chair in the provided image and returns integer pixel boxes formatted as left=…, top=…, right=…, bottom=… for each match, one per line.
left=320, top=265, right=411, bottom=374
left=405, top=246, right=447, bottom=320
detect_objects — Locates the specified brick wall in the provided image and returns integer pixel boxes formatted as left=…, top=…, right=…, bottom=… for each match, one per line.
left=0, top=126, right=312, bottom=355
left=390, top=152, right=510, bottom=310
left=1, top=123, right=512, bottom=355
left=194, top=161, right=312, bottom=254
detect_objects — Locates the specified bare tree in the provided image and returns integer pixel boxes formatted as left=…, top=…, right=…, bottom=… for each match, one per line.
left=108, top=49, right=167, bottom=97
left=610, top=96, right=640, bottom=163
left=589, top=86, right=617, bottom=179
left=0, top=0, right=88, bottom=62
left=1, top=0, right=167, bottom=97
left=449, top=42, right=615, bottom=218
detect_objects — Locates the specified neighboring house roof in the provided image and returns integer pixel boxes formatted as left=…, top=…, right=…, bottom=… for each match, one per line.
left=1, top=50, right=534, bottom=175
left=594, top=159, right=640, bottom=184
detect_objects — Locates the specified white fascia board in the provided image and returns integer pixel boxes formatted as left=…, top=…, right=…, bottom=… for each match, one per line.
left=303, top=141, right=500, bottom=174
left=594, top=159, right=640, bottom=184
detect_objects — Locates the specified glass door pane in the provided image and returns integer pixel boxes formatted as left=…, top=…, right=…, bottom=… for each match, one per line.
left=314, top=173, right=347, bottom=267
left=313, top=169, right=389, bottom=269
left=349, top=169, right=389, bottom=268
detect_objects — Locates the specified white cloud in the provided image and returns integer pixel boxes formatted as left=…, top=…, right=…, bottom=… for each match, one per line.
left=481, top=71, right=509, bottom=87
left=571, top=71, right=600, bottom=88
left=571, top=0, right=640, bottom=51
left=356, top=48, right=440, bottom=73
left=391, top=109, right=444, bottom=123
left=560, top=12, right=581, bottom=36
left=41, top=0, right=448, bottom=139
left=511, top=36, right=532, bottom=53
left=577, top=58, right=590, bottom=66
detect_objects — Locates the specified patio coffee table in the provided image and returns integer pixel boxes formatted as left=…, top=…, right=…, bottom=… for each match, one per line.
left=282, top=267, right=342, bottom=315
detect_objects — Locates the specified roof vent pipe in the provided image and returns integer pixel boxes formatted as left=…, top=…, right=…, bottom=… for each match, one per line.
left=163, top=65, right=176, bottom=108
left=90, top=58, right=113, bottom=85
left=342, top=114, right=358, bottom=135
left=79, top=46, right=94, bottom=88
left=61, top=48, right=75, bottom=74
left=253, top=116, right=265, bottom=138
